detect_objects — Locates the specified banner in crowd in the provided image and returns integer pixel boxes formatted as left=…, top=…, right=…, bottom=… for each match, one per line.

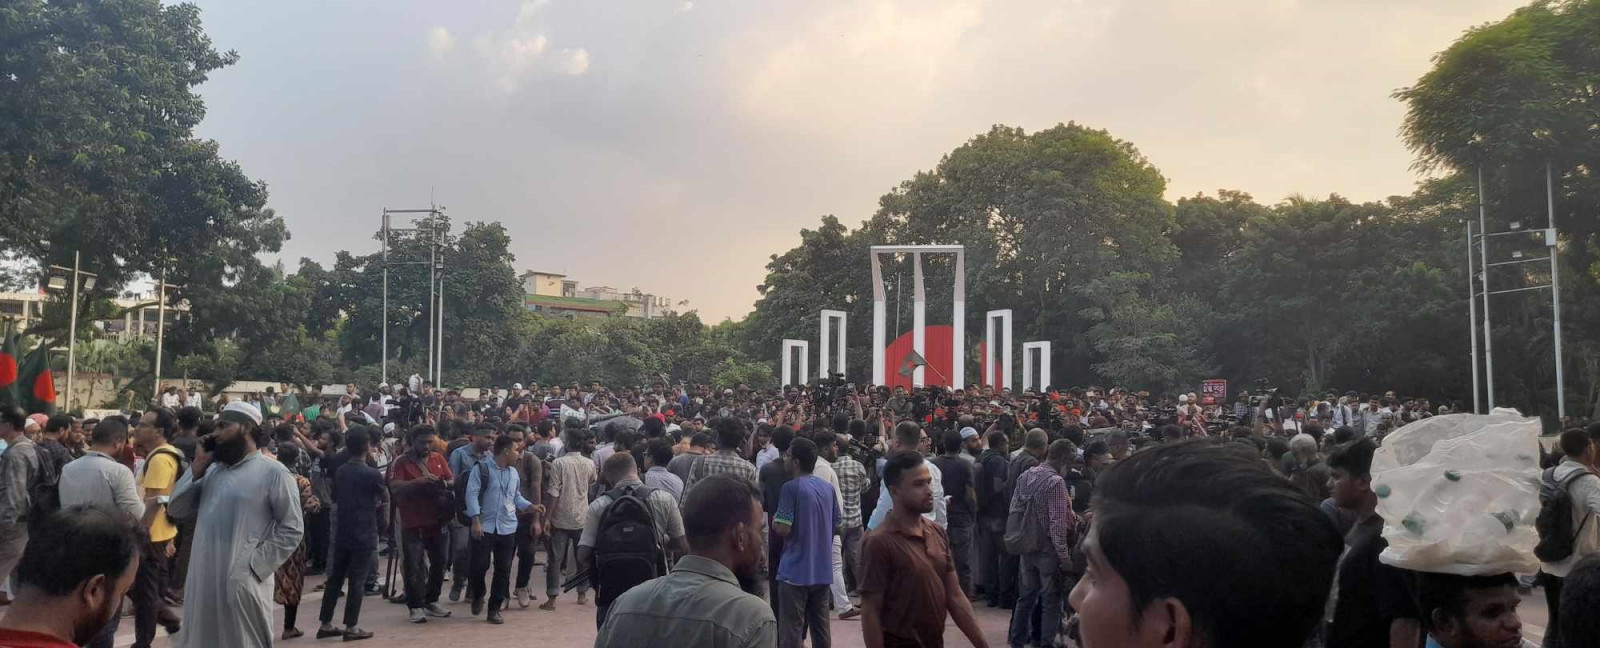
left=1201, top=379, right=1227, bottom=406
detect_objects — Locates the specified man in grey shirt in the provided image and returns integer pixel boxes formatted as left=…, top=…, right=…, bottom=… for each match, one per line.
left=595, top=473, right=774, bottom=648
left=59, top=417, right=147, bottom=519
left=0, top=406, right=46, bottom=595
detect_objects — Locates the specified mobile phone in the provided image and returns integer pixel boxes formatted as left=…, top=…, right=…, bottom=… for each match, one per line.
left=156, top=495, right=171, bottom=505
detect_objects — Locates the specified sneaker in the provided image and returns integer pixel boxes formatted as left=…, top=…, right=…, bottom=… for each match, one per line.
left=839, top=608, right=861, bottom=620
left=538, top=598, right=556, bottom=611
left=449, top=585, right=463, bottom=602
left=471, top=598, right=484, bottom=616
left=316, top=627, right=343, bottom=639
left=343, top=628, right=374, bottom=642
left=281, top=627, right=303, bottom=640
left=486, top=610, right=504, bottom=625
left=515, top=588, right=531, bottom=609
left=408, top=609, right=428, bottom=624
left=424, top=603, right=452, bottom=618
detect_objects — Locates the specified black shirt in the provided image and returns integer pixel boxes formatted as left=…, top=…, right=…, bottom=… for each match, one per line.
left=172, top=434, right=199, bottom=463
left=976, top=449, right=1011, bottom=521
left=930, top=454, right=974, bottom=527
left=1326, top=514, right=1418, bottom=648
left=333, top=462, right=386, bottom=550
left=759, top=460, right=791, bottom=516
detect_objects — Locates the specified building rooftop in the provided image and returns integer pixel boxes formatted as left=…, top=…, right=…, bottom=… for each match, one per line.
left=523, top=293, right=622, bottom=313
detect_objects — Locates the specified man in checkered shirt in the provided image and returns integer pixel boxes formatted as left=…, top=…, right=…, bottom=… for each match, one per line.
left=686, top=418, right=757, bottom=491
left=826, top=431, right=870, bottom=600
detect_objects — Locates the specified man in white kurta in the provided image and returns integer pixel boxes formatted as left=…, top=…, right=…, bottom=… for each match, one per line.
left=167, top=402, right=303, bottom=648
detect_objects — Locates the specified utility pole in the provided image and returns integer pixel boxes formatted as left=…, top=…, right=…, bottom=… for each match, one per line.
left=1547, top=162, right=1566, bottom=420
left=1466, top=221, right=1480, bottom=414
left=1477, top=167, right=1495, bottom=410
left=154, top=260, right=168, bottom=401
left=381, top=212, right=389, bottom=387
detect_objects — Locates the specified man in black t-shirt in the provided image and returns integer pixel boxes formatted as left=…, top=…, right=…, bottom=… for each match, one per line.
left=318, top=431, right=388, bottom=642
left=1326, top=439, right=1420, bottom=648
left=757, top=426, right=795, bottom=620
left=930, top=429, right=976, bottom=597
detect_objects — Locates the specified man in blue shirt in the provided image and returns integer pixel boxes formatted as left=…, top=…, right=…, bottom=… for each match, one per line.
left=774, top=437, right=839, bottom=648
left=447, top=426, right=494, bottom=603
left=317, top=431, right=387, bottom=642
left=466, top=435, right=538, bottom=625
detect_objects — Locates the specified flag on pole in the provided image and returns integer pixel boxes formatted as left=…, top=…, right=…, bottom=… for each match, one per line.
left=17, top=341, right=55, bottom=414
left=897, top=349, right=928, bottom=378
left=0, top=321, right=20, bottom=409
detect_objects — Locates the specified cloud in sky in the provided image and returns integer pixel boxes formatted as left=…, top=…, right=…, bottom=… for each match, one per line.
left=186, top=0, right=1527, bottom=321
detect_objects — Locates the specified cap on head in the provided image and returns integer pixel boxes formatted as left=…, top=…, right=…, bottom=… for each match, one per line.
left=219, top=401, right=263, bottom=427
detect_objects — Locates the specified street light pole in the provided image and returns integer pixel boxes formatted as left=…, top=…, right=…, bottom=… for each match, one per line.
left=1477, top=167, right=1495, bottom=410
left=436, top=253, right=444, bottom=388
left=1547, top=162, right=1566, bottom=420
left=153, top=261, right=168, bottom=401
left=66, top=251, right=81, bottom=413
left=428, top=223, right=436, bottom=385
left=1466, top=221, right=1480, bottom=414
left=382, top=212, right=390, bottom=387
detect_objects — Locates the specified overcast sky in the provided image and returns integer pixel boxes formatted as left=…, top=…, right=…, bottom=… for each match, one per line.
left=186, top=0, right=1525, bottom=321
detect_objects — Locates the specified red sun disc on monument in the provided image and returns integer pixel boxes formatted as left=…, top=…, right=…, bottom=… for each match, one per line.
left=0, top=352, right=14, bottom=387
left=32, top=370, right=55, bottom=404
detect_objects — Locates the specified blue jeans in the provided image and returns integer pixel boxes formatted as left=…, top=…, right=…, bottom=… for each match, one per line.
left=1008, top=552, right=1062, bottom=648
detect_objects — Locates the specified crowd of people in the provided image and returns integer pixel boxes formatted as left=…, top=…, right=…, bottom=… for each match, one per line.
left=0, top=378, right=1591, bottom=648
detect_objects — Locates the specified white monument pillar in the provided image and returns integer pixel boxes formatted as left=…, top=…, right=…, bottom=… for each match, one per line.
left=819, top=310, right=847, bottom=380
left=870, top=245, right=964, bottom=387
left=781, top=339, right=810, bottom=387
left=985, top=310, right=1014, bottom=390
left=912, top=253, right=926, bottom=387
left=1022, top=341, right=1051, bottom=392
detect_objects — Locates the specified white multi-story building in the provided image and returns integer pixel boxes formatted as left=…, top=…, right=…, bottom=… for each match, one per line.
left=0, top=290, right=187, bottom=340
left=518, top=271, right=676, bottom=319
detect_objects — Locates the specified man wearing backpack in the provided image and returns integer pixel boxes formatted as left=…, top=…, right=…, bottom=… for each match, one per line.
left=1537, top=429, right=1600, bottom=648
left=1005, top=439, right=1078, bottom=648
left=130, top=408, right=185, bottom=648
left=578, top=452, right=687, bottom=629
left=0, top=406, right=52, bottom=597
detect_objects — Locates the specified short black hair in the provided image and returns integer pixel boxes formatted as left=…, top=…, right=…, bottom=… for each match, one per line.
left=147, top=407, right=177, bottom=440
left=1048, top=439, right=1077, bottom=465
left=1332, top=426, right=1358, bottom=445
left=893, top=421, right=922, bottom=451
left=986, top=430, right=1009, bottom=453
left=493, top=434, right=517, bottom=455
left=683, top=474, right=761, bottom=552
left=346, top=429, right=370, bottom=456
left=771, top=426, right=796, bottom=454
left=537, top=419, right=557, bottom=436
left=715, top=417, right=747, bottom=450
left=882, top=451, right=925, bottom=489
left=646, top=438, right=674, bottom=468
left=1061, top=424, right=1084, bottom=446
left=690, top=432, right=712, bottom=448
left=942, top=430, right=963, bottom=454
left=832, top=414, right=850, bottom=434
left=614, top=428, right=638, bottom=451
left=0, top=406, right=25, bottom=430
left=1327, top=438, right=1377, bottom=478
left=90, top=418, right=129, bottom=447
left=177, top=406, right=202, bottom=430
left=641, top=417, right=666, bottom=438
left=1084, top=440, right=1110, bottom=460
left=16, top=506, right=145, bottom=596
left=1414, top=571, right=1518, bottom=633
left=790, top=437, right=818, bottom=473
left=1560, top=429, right=1591, bottom=459
left=45, top=415, right=71, bottom=434
left=1159, top=424, right=1183, bottom=442
left=1561, top=556, right=1600, bottom=648
left=411, top=424, right=437, bottom=445
left=1092, top=441, right=1342, bottom=648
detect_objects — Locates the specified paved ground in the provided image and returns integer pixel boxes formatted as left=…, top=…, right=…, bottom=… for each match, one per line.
left=106, top=556, right=1554, bottom=648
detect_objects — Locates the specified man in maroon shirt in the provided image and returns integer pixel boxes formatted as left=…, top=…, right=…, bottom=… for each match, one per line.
left=859, top=452, right=989, bottom=648
left=0, top=506, right=142, bottom=648
left=388, top=425, right=455, bottom=624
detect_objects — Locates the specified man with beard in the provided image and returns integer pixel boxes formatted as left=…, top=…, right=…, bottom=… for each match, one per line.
left=859, top=452, right=990, bottom=648
left=594, top=474, right=775, bottom=648
left=166, top=402, right=304, bottom=648
left=0, top=506, right=143, bottom=648
left=389, top=425, right=455, bottom=623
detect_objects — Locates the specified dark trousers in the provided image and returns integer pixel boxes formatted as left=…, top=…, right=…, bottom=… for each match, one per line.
left=130, top=540, right=172, bottom=648
left=999, top=550, right=1020, bottom=605
left=777, top=582, right=830, bottom=648
left=168, top=520, right=195, bottom=596
left=514, top=518, right=539, bottom=589
left=948, top=523, right=974, bottom=597
left=1009, top=552, right=1062, bottom=648
left=1544, top=574, right=1564, bottom=648
left=839, top=525, right=863, bottom=592
left=306, top=510, right=330, bottom=571
left=469, top=532, right=516, bottom=611
left=402, top=528, right=448, bottom=609
left=86, top=605, right=121, bottom=648
left=320, top=545, right=375, bottom=628
left=976, top=521, right=1005, bottom=601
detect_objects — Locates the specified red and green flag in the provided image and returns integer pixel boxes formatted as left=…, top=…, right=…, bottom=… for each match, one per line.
left=0, top=321, right=20, bottom=408
left=18, top=341, right=55, bottom=414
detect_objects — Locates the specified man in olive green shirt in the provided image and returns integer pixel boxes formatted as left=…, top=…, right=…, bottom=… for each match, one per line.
left=594, top=474, right=774, bottom=648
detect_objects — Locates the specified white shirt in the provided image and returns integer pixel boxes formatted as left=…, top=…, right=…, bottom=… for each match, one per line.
left=866, top=456, right=946, bottom=530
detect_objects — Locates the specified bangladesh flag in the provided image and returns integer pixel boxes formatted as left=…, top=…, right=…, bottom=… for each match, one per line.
left=18, top=341, right=55, bottom=414
left=0, top=321, right=19, bottom=409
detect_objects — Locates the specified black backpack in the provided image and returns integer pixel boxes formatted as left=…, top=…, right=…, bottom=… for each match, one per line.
left=1535, top=466, right=1594, bottom=563
left=592, top=484, right=665, bottom=607
left=27, top=444, right=61, bottom=528
left=455, top=462, right=491, bottom=526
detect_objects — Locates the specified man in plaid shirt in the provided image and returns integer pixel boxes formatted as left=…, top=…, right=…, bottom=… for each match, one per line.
left=1007, top=439, right=1079, bottom=648
left=827, top=433, right=870, bottom=596
left=686, top=418, right=757, bottom=491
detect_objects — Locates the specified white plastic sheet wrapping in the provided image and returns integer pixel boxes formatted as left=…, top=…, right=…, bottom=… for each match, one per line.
left=1371, top=412, right=1543, bottom=576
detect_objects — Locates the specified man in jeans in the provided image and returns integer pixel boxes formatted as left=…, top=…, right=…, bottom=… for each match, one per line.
left=975, top=430, right=1011, bottom=607
left=773, top=438, right=839, bottom=648
left=1007, top=439, right=1078, bottom=648
left=826, top=433, right=869, bottom=598
left=542, top=426, right=596, bottom=610
left=466, top=435, right=539, bottom=625
left=387, top=425, right=453, bottom=624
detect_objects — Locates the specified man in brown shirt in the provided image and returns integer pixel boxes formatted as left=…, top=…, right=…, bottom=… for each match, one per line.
left=859, top=452, right=989, bottom=648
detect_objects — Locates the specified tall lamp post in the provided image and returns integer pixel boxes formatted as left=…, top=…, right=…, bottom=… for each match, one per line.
left=151, top=262, right=184, bottom=402
left=379, top=207, right=446, bottom=388
left=47, top=252, right=97, bottom=413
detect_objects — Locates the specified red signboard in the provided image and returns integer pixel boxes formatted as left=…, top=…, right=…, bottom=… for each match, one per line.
left=1201, top=379, right=1228, bottom=406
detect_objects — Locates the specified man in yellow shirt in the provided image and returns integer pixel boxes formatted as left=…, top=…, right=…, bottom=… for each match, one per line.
left=132, top=407, right=185, bottom=648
